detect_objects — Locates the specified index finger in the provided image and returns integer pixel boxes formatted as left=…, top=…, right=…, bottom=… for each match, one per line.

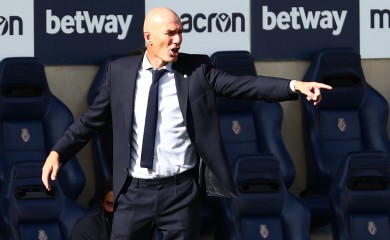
left=315, top=83, right=333, bottom=90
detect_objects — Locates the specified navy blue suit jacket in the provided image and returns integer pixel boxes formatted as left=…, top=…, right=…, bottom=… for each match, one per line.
left=53, top=53, right=297, bottom=205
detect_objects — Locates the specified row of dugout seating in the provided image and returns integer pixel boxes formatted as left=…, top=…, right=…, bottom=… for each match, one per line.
left=0, top=47, right=390, bottom=240
left=0, top=57, right=87, bottom=239
left=300, top=48, right=390, bottom=233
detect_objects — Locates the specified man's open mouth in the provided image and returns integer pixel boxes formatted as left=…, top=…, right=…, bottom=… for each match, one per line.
left=171, top=48, right=180, bottom=55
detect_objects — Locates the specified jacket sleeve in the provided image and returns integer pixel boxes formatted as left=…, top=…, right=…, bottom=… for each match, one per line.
left=205, top=61, right=297, bottom=102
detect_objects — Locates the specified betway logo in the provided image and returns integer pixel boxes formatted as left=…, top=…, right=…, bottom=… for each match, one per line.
left=46, top=10, right=132, bottom=40
left=262, top=6, right=347, bottom=36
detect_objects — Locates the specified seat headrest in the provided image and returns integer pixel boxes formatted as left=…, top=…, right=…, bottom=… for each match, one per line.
left=338, top=152, right=390, bottom=212
left=0, top=57, right=52, bottom=118
left=236, top=156, right=283, bottom=187
left=3, top=162, right=66, bottom=218
left=210, top=50, right=257, bottom=76
left=234, top=155, right=286, bottom=215
left=347, top=153, right=390, bottom=181
left=238, top=156, right=281, bottom=193
left=0, top=57, right=48, bottom=88
left=320, top=51, right=361, bottom=69
left=347, top=155, right=389, bottom=191
left=0, top=57, right=49, bottom=95
left=305, top=48, right=367, bottom=109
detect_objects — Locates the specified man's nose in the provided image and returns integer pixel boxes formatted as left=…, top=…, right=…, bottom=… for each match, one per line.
left=173, top=34, right=182, bottom=44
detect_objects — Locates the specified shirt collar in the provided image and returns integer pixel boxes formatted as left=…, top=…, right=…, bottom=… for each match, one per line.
left=142, top=51, right=173, bottom=72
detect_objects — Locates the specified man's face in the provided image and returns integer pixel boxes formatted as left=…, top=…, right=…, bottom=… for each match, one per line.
left=102, top=190, right=114, bottom=213
left=145, top=14, right=183, bottom=68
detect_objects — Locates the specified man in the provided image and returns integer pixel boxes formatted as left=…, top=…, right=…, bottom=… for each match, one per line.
left=70, top=180, right=114, bottom=240
left=42, top=7, right=331, bottom=240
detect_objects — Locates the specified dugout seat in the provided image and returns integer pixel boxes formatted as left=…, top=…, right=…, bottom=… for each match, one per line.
left=211, top=50, right=296, bottom=188
left=216, top=155, right=310, bottom=240
left=0, top=57, right=85, bottom=200
left=211, top=51, right=309, bottom=239
left=300, top=48, right=390, bottom=226
left=330, top=151, right=390, bottom=240
left=0, top=162, right=86, bottom=240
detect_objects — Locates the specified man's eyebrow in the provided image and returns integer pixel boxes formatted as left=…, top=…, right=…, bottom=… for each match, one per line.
left=165, top=29, right=182, bottom=35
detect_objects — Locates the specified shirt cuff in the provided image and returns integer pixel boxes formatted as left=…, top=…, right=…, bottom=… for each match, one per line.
left=289, top=80, right=297, bottom=93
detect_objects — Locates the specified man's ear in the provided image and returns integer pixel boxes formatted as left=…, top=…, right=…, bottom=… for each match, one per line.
left=144, top=31, right=152, bottom=45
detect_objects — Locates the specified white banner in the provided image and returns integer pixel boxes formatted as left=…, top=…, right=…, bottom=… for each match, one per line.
left=0, top=0, right=34, bottom=61
left=145, top=0, right=250, bottom=56
left=360, top=0, right=390, bottom=58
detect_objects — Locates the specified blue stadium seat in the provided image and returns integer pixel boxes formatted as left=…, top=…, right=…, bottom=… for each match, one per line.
left=211, top=50, right=296, bottom=188
left=216, top=155, right=310, bottom=240
left=330, top=151, right=390, bottom=240
left=300, top=48, right=390, bottom=226
left=211, top=51, right=309, bottom=239
left=0, top=57, right=85, bottom=200
left=0, top=162, right=86, bottom=240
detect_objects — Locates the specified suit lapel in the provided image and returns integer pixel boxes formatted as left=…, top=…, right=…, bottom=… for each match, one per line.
left=122, top=55, right=143, bottom=138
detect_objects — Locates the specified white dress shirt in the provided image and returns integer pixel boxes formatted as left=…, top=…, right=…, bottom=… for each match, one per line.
left=129, top=53, right=197, bottom=179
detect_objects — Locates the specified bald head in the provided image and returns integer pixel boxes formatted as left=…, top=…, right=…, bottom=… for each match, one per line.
left=144, top=7, right=181, bottom=33
left=143, top=7, right=183, bottom=69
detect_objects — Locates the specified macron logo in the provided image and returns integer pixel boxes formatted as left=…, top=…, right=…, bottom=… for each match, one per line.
left=262, top=6, right=347, bottom=36
left=46, top=10, right=132, bottom=40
